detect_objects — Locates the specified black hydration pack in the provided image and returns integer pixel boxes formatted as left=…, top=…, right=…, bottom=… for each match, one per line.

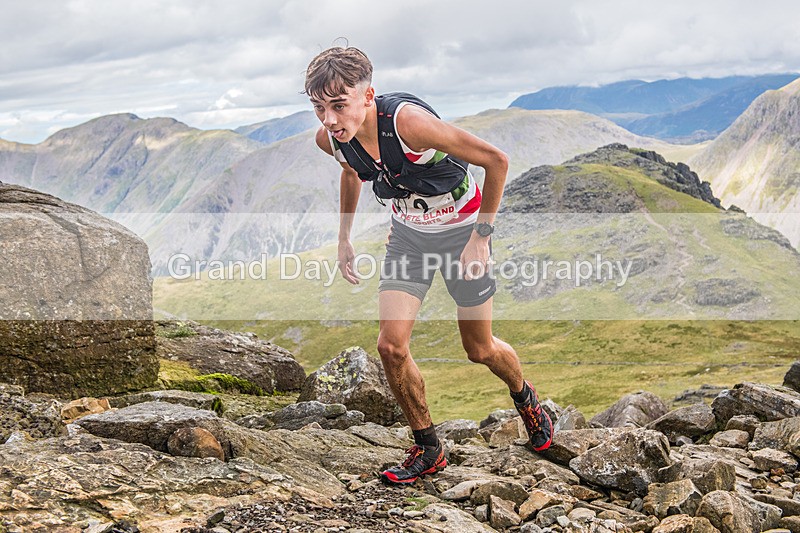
left=334, top=92, right=468, bottom=200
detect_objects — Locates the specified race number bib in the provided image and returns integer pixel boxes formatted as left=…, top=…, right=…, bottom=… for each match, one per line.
left=393, top=191, right=458, bottom=227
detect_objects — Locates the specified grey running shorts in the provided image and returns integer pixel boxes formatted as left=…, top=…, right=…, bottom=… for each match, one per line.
left=379, top=219, right=497, bottom=307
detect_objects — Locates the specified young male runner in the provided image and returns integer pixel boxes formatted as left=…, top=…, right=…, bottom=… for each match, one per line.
left=305, top=46, right=553, bottom=485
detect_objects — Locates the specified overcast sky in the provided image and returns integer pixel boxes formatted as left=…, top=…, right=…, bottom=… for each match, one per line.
left=2, top=0, right=799, bottom=144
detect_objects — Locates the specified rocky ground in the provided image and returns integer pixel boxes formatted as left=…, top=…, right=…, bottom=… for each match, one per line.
left=7, top=332, right=800, bottom=532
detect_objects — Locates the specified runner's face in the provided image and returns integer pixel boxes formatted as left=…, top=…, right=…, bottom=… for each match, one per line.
left=310, top=83, right=373, bottom=143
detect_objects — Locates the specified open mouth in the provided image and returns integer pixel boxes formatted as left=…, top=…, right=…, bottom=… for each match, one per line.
left=331, top=129, right=345, bottom=139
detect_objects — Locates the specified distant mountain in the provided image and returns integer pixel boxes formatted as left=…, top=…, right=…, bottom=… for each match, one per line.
left=510, top=74, right=799, bottom=142
left=0, top=109, right=698, bottom=274
left=451, top=108, right=693, bottom=180
left=235, top=111, right=318, bottom=144
left=0, top=113, right=263, bottom=221
left=690, top=77, right=800, bottom=249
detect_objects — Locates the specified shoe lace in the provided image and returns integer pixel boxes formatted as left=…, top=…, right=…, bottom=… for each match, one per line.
left=402, top=445, right=424, bottom=468
left=521, top=404, right=542, bottom=432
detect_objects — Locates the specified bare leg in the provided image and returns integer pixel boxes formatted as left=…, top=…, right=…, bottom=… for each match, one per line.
left=377, top=290, right=433, bottom=430
left=457, top=296, right=525, bottom=392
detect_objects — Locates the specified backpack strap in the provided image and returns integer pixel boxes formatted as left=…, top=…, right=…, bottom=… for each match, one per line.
left=375, top=92, right=440, bottom=174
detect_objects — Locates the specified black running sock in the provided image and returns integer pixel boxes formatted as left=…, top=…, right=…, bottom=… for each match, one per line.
left=510, top=381, right=532, bottom=404
left=412, top=424, right=439, bottom=447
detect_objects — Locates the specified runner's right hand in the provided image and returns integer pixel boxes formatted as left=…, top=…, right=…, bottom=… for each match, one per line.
left=338, top=240, right=360, bottom=285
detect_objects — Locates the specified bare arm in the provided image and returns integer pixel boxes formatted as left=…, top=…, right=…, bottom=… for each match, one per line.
left=395, top=106, right=509, bottom=225
left=315, top=126, right=362, bottom=284
left=395, top=107, right=509, bottom=280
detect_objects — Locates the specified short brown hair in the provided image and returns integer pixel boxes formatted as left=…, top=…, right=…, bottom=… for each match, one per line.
left=304, top=46, right=373, bottom=100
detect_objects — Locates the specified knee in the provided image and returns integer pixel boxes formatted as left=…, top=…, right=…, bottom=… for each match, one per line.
left=463, top=339, right=495, bottom=365
left=377, top=337, right=410, bottom=367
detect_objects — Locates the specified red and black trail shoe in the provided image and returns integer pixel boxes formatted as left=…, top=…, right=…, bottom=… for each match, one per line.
left=379, top=442, right=447, bottom=485
left=513, top=380, right=554, bottom=452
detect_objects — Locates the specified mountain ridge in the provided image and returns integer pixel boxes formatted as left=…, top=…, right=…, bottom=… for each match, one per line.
left=690, top=77, right=800, bottom=248
left=511, top=74, right=799, bottom=142
left=235, top=110, right=318, bottom=144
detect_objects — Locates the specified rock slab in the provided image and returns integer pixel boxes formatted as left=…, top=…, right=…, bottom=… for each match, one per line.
left=712, top=382, right=800, bottom=424
left=157, top=320, right=305, bottom=394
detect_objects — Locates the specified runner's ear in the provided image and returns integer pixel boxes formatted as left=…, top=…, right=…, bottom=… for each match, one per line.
left=364, top=85, right=375, bottom=107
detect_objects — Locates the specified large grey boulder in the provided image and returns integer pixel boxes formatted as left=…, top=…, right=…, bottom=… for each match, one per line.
left=156, top=320, right=305, bottom=394
left=647, top=403, right=716, bottom=443
left=711, top=382, right=800, bottom=424
left=298, top=347, right=404, bottom=425
left=590, top=391, right=669, bottom=428
left=0, top=184, right=157, bottom=397
left=569, top=428, right=674, bottom=496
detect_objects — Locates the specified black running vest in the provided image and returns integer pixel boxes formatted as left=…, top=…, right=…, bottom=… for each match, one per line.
left=333, top=92, right=468, bottom=199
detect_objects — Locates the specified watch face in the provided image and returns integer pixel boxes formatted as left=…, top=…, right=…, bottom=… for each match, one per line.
left=476, top=223, right=493, bottom=236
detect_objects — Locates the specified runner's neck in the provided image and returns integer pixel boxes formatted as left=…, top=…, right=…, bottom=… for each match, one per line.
left=353, top=105, right=380, bottom=155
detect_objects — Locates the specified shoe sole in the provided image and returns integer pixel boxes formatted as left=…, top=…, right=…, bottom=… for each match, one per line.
left=379, top=458, right=448, bottom=485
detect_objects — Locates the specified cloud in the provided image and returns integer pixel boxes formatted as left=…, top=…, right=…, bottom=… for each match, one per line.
left=2, top=0, right=800, bottom=143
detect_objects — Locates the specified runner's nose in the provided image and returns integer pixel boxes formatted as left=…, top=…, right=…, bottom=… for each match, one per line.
left=323, top=110, right=337, bottom=128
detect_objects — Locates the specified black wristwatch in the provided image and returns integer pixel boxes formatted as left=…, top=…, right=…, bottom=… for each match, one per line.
left=473, top=222, right=495, bottom=237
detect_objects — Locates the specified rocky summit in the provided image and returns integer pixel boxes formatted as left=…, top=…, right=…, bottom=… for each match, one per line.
left=6, top=358, right=800, bottom=532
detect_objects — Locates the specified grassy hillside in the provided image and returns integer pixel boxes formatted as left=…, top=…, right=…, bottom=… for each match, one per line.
left=165, top=318, right=800, bottom=422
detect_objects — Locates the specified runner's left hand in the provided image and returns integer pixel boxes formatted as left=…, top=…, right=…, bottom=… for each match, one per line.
left=460, top=234, right=490, bottom=281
